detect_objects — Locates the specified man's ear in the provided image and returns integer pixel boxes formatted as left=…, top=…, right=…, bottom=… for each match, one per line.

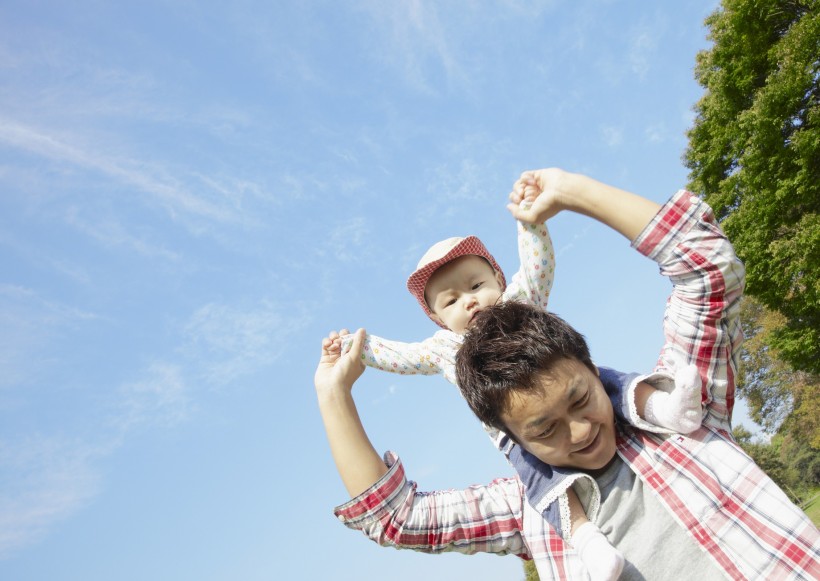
left=593, top=364, right=600, bottom=377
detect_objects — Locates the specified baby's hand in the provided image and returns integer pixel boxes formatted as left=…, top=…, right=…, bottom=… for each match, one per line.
left=338, top=331, right=357, bottom=355
left=318, top=330, right=350, bottom=373
left=322, top=329, right=347, bottom=355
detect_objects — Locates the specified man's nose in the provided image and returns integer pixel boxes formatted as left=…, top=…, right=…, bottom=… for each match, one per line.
left=569, top=417, right=591, bottom=445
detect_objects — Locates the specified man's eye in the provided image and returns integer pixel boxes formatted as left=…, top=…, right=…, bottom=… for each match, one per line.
left=538, top=425, right=556, bottom=439
left=575, top=392, right=590, bottom=407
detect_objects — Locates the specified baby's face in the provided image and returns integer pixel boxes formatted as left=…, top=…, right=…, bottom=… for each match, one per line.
left=425, top=255, right=505, bottom=334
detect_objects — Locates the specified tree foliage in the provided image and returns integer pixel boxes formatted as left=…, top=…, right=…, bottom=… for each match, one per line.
left=738, top=295, right=820, bottom=446
left=733, top=426, right=820, bottom=504
left=733, top=294, right=819, bottom=501
left=684, top=0, right=820, bottom=373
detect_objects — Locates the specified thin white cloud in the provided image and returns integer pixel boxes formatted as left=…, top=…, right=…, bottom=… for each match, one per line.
left=355, top=0, right=463, bottom=93
left=279, top=172, right=331, bottom=202
left=402, top=241, right=427, bottom=276
left=600, top=125, right=624, bottom=148
left=331, top=147, right=359, bottom=165
left=64, top=207, right=181, bottom=261
left=114, top=363, right=191, bottom=432
left=0, top=436, right=103, bottom=559
left=0, top=284, right=99, bottom=389
left=582, top=12, right=662, bottom=86
left=0, top=284, right=98, bottom=324
left=629, top=31, right=655, bottom=79
left=417, top=153, right=500, bottom=226
left=0, top=119, right=242, bottom=225
left=193, top=172, right=277, bottom=211
left=0, top=360, right=184, bottom=559
left=327, top=217, right=369, bottom=263
left=183, top=300, right=309, bottom=385
left=1, top=292, right=298, bottom=559
left=371, top=383, right=400, bottom=405
left=645, top=122, right=667, bottom=144
left=556, top=224, right=591, bottom=257
left=430, top=158, right=486, bottom=201
left=0, top=294, right=282, bottom=559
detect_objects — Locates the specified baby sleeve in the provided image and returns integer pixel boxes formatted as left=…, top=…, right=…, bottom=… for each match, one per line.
left=340, top=330, right=461, bottom=385
left=503, top=219, right=555, bottom=310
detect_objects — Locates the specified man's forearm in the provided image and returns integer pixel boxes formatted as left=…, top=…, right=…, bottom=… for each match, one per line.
left=318, top=389, right=389, bottom=498
left=560, top=173, right=661, bottom=242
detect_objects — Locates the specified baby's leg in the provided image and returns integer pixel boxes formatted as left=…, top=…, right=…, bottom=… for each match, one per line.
left=567, top=488, right=624, bottom=581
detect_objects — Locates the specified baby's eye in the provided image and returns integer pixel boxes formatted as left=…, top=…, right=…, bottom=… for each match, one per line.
left=471, top=281, right=484, bottom=290
left=444, top=298, right=457, bottom=308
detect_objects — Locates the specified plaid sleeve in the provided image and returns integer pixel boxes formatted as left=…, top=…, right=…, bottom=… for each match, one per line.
left=334, top=452, right=531, bottom=559
left=632, top=190, right=745, bottom=429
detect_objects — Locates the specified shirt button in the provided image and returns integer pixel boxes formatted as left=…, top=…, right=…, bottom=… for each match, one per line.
left=690, top=195, right=699, bottom=204
left=337, top=514, right=346, bottom=522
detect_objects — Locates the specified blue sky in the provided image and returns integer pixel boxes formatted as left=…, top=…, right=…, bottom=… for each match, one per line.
left=0, top=1, right=763, bottom=580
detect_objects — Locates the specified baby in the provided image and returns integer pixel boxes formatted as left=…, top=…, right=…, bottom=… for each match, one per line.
left=341, top=205, right=701, bottom=580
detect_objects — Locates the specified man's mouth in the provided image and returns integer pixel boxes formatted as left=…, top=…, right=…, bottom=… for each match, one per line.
left=574, top=429, right=600, bottom=455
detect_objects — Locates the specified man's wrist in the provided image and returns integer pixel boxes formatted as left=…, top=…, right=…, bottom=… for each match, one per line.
left=555, top=172, right=598, bottom=215
left=316, top=382, right=354, bottom=409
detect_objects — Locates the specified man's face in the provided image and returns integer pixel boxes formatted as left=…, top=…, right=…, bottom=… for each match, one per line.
left=499, top=357, right=617, bottom=471
left=425, top=255, right=505, bottom=334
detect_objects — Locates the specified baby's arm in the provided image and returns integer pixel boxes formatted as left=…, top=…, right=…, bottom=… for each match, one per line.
left=339, top=331, right=458, bottom=383
left=503, top=213, right=555, bottom=310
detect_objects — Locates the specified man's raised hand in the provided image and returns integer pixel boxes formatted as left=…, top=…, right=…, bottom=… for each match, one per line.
left=315, top=328, right=367, bottom=398
left=507, top=168, right=571, bottom=224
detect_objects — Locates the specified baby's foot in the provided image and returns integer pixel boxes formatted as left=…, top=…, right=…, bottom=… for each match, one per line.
left=644, top=364, right=702, bottom=433
left=572, top=522, right=625, bottom=581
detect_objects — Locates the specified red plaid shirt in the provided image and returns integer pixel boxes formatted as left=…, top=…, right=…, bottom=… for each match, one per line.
left=334, top=191, right=820, bottom=580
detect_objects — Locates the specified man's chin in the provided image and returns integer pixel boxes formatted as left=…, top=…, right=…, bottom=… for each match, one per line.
left=576, top=431, right=617, bottom=471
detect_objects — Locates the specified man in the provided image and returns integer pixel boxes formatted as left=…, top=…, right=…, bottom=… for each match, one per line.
left=314, top=168, right=820, bottom=580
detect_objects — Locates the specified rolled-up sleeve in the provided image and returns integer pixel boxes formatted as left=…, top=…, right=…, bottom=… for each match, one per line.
left=334, top=452, right=530, bottom=559
left=632, top=190, right=745, bottom=430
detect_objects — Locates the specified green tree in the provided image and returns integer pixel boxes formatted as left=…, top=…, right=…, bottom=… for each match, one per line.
left=737, top=296, right=819, bottom=447
left=684, top=0, right=820, bottom=373
left=732, top=295, right=819, bottom=502
left=732, top=426, right=820, bottom=504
